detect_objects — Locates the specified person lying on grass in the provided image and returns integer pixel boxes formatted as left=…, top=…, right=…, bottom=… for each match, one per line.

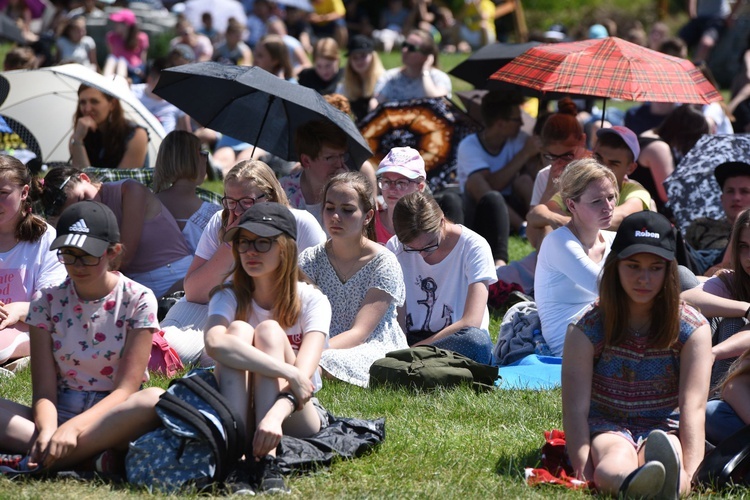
left=562, top=211, right=711, bottom=498
left=0, top=201, right=163, bottom=473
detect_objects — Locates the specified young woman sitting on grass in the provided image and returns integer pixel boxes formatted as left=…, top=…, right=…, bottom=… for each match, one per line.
left=387, top=191, right=495, bottom=363
left=204, top=202, right=330, bottom=494
left=299, top=172, right=407, bottom=387
left=0, top=201, right=163, bottom=473
left=562, top=211, right=712, bottom=498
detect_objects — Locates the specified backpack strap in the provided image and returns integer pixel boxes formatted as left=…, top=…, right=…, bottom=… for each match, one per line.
left=175, top=374, right=246, bottom=466
left=157, top=392, right=230, bottom=481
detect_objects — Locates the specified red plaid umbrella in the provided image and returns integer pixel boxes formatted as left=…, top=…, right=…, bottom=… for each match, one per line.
left=489, top=37, right=721, bottom=104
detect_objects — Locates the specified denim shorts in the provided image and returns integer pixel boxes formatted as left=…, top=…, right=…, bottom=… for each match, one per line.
left=56, top=387, right=110, bottom=425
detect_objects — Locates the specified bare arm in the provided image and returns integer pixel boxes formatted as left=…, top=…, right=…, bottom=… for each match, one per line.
left=118, top=182, right=151, bottom=270
left=329, top=287, right=392, bottom=349
left=678, top=323, right=712, bottom=483
left=721, top=357, right=750, bottom=425
left=116, top=127, right=148, bottom=169
left=609, top=198, right=646, bottom=230
left=637, top=140, right=673, bottom=203
left=29, top=325, right=60, bottom=465
left=412, top=281, right=488, bottom=345
left=526, top=200, right=570, bottom=230
left=561, top=324, right=594, bottom=480
left=680, top=286, right=750, bottom=319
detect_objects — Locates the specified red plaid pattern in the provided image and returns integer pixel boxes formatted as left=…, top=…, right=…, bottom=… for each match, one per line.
left=490, top=37, right=721, bottom=104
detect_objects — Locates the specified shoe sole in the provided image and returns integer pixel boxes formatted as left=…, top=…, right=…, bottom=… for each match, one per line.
left=622, top=461, right=666, bottom=499
left=644, top=429, right=681, bottom=500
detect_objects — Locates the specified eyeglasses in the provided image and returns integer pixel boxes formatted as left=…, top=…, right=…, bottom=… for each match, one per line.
left=221, top=193, right=266, bottom=211
left=57, top=250, right=101, bottom=266
left=321, top=152, right=350, bottom=165
left=45, top=176, right=72, bottom=217
left=236, top=237, right=277, bottom=254
left=503, top=116, right=523, bottom=124
left=403, top=234, right=441, bottom=255
left=378, top=178, right=419, bottom=191
left=402, top=41, right=422, bottom=53
left=543, top=151, right=576, bottom=163
left=199, top=150, right=209, bottom=160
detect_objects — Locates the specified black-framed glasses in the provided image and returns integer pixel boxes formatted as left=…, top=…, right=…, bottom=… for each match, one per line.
left=378, top=178, right=418, bottom=192
left=221, top=193, right=266, bottom=211
left=236, top=237, right=277, bottom=254
left=542, top=151, right=576, bottom=162
left=45, top=176, right=72, bottom=217
left=57, top=250, right=101, bottom=266
left=403, top=233, right=441, bottom=255
left=321, top=152, right=350, bottom=165
left=402, top=41, right=421, bottom=53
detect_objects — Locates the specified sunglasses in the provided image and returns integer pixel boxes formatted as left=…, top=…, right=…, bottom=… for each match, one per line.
left=45, top=176, right=72, bottom=217
left=402, top=41, right=425, bottom=54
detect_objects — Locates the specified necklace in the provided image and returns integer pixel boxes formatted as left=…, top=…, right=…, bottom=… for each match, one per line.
left=328, top=240, right=364, bottom=282
left=627, top=320, right=651, bottom=336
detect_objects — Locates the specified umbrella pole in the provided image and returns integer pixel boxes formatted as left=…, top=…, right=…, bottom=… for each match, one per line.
left=251, top=95, right=276, bottom=158
left=600, top=98, right=607, bottom=128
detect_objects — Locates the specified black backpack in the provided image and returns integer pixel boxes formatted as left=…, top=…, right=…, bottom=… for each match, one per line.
left=694, top=424, right=750, bottom=489
left=126, top=369, right=246, bottom=493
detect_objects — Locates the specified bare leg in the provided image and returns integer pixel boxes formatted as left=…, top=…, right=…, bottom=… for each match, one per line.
left=0, top=398, right=35, bottom=453
left=590, top=432, right=641, bottom=495
left=216, top=321, right=255, bottom=444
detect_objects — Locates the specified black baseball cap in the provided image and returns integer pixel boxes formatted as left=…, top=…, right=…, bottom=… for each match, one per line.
left=714, top=161, right=750, bottom=190
left=223, top=202, right=297, bottom=242
left=346, top=35, right=374, bottom=56
left=50, top=200, right=120, bottom=257
left=611, top=211, right=676, bottom=261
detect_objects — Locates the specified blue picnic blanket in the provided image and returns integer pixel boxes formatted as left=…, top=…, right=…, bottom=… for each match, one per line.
left=496, top=354, right=561, bottom=390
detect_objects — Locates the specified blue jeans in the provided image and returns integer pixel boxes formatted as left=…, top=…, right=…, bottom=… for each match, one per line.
left=57, top=387, right=110, bottom=425
left=408, top=327, right=493, bottom=365
left=705, top=399, right=746, bottom=445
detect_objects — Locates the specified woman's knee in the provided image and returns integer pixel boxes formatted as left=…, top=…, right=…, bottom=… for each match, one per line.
left=253, top=320, right=287, bottom=352
left=226, top=320, right=255, bottom=343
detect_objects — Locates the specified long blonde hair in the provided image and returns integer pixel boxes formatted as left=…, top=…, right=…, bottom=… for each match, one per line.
left=341, top=51, right=384, bottom=101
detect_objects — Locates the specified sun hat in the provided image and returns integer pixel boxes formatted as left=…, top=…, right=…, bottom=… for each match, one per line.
left=596, top=126, right=640, bottom=162
left=50, top=200, right=120, bottom=257
left=610, top=211, right=676, bottom=261
left=223, top=202, right=297, bottom=242
left=376, top=147, right=426, bottom=180
left=714, top=161, right=750, bottom=190
left=108, top=9, right=136, bottom=26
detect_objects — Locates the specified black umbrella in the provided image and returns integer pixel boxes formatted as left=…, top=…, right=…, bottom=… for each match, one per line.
left=449, top=41, right=540, bottom=89
left=153, top=62, right=372, bottom=166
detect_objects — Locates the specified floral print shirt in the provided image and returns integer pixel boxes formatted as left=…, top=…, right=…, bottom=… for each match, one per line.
left=27, top=273, right=159, bottom=391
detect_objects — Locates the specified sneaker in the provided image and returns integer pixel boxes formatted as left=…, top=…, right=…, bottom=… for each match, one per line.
left=644, top=430, right=681, bottom=500
left=619, top=461, right=665, bottom=499
left=255, top=455, right=290, bottom=495
left=0, top=454, right=34, bottom=474
left=93, top=449, right=123, bottom=475
left=224, top=461, right=256, bottom=496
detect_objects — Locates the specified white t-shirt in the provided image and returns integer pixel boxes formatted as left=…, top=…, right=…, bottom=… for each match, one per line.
left=530, top=165, right=551, bottom=207
left=131, top=83, right=184, bottom=134
left=535, top=226, right=616, bottom=356
left=56, top=35, right=96, bottom=67
left=373, top=67, right=453, bottom=103
left=195, top=207, right=326, bottom=261
left=208, top=282, right=331, bottom=390
left=456, top=131, right=529, bottom=193
left=0, top=225, right=67, bottom=305
left=386, top=225, right=496, bottom=333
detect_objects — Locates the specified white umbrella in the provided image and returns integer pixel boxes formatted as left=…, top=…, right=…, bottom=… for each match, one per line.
left=0, top=63, right=166, bottom=168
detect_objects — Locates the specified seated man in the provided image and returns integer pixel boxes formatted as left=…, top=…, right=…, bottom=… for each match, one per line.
left=689, top=161, right=750, bottom=275
left=457, top=91, right=538, bottom=266
left=527, top=126, right=651, bottom=239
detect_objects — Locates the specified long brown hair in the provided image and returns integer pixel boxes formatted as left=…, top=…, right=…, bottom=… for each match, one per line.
left=75, top=84, right=130, bottom=165
left=214, top=233, right=302, bottom=328
left=1, top=156, right=47, bottom=242
left=342, top=50, right=384, bottom=101
left=719, top=209, right=750, bottom=302
left=598, top=252, right=681, bottom=349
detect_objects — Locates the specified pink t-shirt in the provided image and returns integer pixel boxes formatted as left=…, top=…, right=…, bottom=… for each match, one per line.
left=27, top=273, right=159, bottom=391
left=106, top=31, right=149, bottom=68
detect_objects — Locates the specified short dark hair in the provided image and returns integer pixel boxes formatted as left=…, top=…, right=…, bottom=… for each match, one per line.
left=480, top=91, right=524, bottom=127
left=596, top=132, right=634, bottom=163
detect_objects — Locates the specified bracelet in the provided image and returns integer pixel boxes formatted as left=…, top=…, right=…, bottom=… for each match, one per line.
left=276, top=392, right=298, bottom=413
left=70, top=137, right=83, bottom=146
left=745, top=305, right=750, bottom=320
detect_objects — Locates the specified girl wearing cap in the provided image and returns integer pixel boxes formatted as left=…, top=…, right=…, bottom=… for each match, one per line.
left=562, top=211, right=711, bottom=498
left=374, top=147, right=428, bottom=244
left=103, top=8, right=149, bottom=82
left=69, top=84, right=148, bottom=169
left=0, top=156, right=67, bottom=369
left=336, top=35, right=384, bottom=121
left=535, top=159, right=619, bottom=356
left=204, top=202, right=330, bottom=493
left=299, top=172, right=407, bottom=387
left=33, top=167, right=192, bottom=299
left=388, top=191, right=495, bottom=363
left=0, top=200, right=163, bottom=472
left=161, top=160, right=324, bottom=366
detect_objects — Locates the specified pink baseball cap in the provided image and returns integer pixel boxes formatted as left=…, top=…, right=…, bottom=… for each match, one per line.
left=109, top=9, right=136, bottom=26
left=376, top=147, right=426, bottom=179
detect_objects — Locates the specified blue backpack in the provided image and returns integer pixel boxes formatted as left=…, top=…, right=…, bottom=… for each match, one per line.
left=126, top=369, right=246, bottom=493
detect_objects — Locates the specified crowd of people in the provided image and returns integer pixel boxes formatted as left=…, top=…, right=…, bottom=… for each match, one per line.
left=2, top=0, right=750, bottom=496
